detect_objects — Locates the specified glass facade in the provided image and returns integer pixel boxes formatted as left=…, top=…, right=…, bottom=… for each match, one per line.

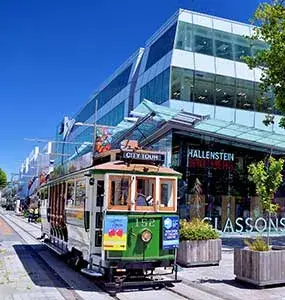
left=76, top=64, right=132, bottom=123
left=171, top=67, right=274, bottom=113
left=172, top=133, right=285, bottom=231
left=97, top=101, right=125, bottom=126
left=140, top=68, right=170, bottom=104
left=175, top=21, right=266, bottom=62
left=145, top=23, right=177, bottom=71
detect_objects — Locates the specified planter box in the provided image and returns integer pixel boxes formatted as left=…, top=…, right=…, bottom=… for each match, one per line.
left=177, top=239, right=222, bottom=267
left=234, top=248, right=285, bottom=286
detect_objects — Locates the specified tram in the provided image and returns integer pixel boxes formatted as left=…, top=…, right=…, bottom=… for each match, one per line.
left=38, top=141, right=181, bottom=287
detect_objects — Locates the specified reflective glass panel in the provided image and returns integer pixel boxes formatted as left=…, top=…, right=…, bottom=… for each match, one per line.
left=175, top=21, right=192, bottom=51
left=215, top=75, right=236, bottom=108
left=194, top=25, right=213, bottom=56
left=234, top=36, right=251, bottom=62
left=171, top=67, right=194, bottom=101
left=214, top=30, right=233, bottom=60
left=194, top=71, right=214, bottom=104
left=236, top=79, right=255, bottom=110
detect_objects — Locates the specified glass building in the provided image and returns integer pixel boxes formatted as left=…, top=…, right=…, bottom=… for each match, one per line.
left=54, top=10, right=285, bottom=232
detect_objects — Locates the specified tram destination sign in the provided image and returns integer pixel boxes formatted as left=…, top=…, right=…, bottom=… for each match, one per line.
left=121, top=150, right=165, bottom=165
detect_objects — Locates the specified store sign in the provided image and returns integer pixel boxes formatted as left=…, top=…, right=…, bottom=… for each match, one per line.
left=203, top=217, right=285, bottom=233
left=188, top=149, right=235, bottom=170
left=162, top=216, right=179, bottom=249
left=121, top=151, right=165, bottom=165
left=103, top=215, right=128, bottom=251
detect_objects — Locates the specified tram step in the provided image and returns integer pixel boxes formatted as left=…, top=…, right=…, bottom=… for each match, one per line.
left=45, top=242, right=68, bottom=256
left=81, top=268, right=103, bottom=277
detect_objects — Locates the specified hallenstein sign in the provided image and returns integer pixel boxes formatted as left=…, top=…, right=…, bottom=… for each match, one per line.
left=203, top=217, right=285, bottom=233
left=189, top=149, right=234, bottom=161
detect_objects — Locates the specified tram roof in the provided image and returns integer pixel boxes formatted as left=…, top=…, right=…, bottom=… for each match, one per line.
left=89, top=160, right=181, bottom=177
left=111, top=100, right=285, bottom=155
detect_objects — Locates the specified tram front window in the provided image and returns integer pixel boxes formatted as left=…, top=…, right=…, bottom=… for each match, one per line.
left=136, top=178, right=155, bottom=207
left=160, top=179, right=175, bottom=210
left=110, top=176, right=130, bottom=207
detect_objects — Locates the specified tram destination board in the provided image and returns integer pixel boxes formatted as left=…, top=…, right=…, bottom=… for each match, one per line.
left=120, top=150, right=165, bottom=165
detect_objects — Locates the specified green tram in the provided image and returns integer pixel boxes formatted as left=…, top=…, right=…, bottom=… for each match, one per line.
left=39, top=143, right=181, bottom=287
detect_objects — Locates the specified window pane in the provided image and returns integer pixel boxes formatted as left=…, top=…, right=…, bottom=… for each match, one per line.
left=214, top=31, right=233, bottom=60
left=236, top=79, right=255, bottom=110
left=160, top=181, right=174, bottom=208
left=255, top=86, right=275, bottom=113
left=171, top=67, right=193, bottom=101
left=234, top=36, right=251, bottom=62
left=194, top=71, right=214, bottom=104
left=66, top=181, right=75, bottom=208
left=75, top=180, right=86, bottom=208
left=215, top=75, right=236, bottom=108
left=194, top=25, right=213, bottom=56
left=136, top=178, right=155, bottom=207
left=111, top=177, right=129, bottom=206
left=175, top=21, right=192, bottom=52
left=146, top=23, right=177, bottom=71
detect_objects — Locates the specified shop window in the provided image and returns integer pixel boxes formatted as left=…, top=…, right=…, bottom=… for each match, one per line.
left=215, top=75, right=236, bottom=108
left=194, top=25, right=213, bottom=56
left=236, top=79, right=255, bottom=111
left=175, top=21, right=193, bottom=52
left=160, top=179, right=175, bottom=210
left=214, top=31, right=233, bottom=60
left=194, top=71, right=214, bottom=105
left=66, top=181, right=75, bottom=208
left=75, top=180, right=86, bottom=208
left=135, top=177, right=156, bottom=208
left=109, top=176, right=130, bottom=208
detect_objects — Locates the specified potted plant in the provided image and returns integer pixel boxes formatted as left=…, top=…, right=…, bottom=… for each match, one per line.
left=234, top=156, right=285, bottom=286
left=177, top=218, right=221, bottom=267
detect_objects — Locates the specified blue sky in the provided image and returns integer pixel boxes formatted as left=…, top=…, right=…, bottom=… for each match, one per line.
left=0, top=0, right=262, bottom=179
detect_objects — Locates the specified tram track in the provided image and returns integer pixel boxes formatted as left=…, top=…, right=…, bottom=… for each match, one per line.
left=1, top=212, right=217, bottom=300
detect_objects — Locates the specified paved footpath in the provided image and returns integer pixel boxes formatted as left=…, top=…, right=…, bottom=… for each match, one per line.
left=3, top=209, right=285, bottom=300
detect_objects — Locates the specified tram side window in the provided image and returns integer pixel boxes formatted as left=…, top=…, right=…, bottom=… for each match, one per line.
left=66, top=181, right=75, bottom=208
left=136, top=178, right=155, bottom=207
left=160, top=180, right=175, bottom=208
left=110, top=176, right=130, bottom=206
left=75, top=180, right=86, bottom=208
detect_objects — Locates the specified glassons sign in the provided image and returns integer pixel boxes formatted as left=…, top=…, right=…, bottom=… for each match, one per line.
left=188, top=149, right=235, bottom=170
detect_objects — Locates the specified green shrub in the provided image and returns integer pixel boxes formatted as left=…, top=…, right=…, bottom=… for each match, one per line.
left=180, top=218, right=219, bottom=241
left=244, top=236, right=269, bottom=251
left=23, top=211, right=29, bottom=218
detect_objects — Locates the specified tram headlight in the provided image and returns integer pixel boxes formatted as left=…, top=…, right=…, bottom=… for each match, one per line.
left=141, top=229, right=152, bottom=243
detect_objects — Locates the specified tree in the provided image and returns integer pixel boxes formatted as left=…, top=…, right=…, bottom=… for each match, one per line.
left=0, top=168, right=7, bottom=189
left=248, top=156, right=284, bottom=245
left=244, top=0, right=285, bottom=127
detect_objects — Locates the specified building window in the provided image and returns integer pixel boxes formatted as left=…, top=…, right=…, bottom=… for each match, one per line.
left=140, top=68, right=170, bottom=104
left=175, top=21, right=193, bottom=52
left=145, top=23, right=177, bottom=71
left=214, top=30, right=233, bottom=60
left=171, top=67, right=194, bottom=101
left=234, top=36, right=251, bottom=62
left=194, top=25, right=214, bottom=56
left=194, top=71, right=215, bottom=105
left=236, top=79, right=255, bottom=111
left=215, top=75, right=236, bottom=108
left=97, top=101, right=125, bottom=126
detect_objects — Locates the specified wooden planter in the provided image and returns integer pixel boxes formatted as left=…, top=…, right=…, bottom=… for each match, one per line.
left=177, top=239, right=222, bottom=267
left=234, top=248, right=285, bottom=286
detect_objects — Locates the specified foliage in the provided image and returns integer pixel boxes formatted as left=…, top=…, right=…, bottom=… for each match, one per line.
left=180, top=218, right=219, bottom=241
left=244, top=236, right=269, bottom=251
left=244, top=0, right=285, bottom=127
left=0, top=169, right=7, bottom=189
left=248, top=156, right=284, bottom=214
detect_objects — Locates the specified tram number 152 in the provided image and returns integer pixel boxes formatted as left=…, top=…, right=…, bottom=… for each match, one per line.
left=135, top=218, right=155, bottom=228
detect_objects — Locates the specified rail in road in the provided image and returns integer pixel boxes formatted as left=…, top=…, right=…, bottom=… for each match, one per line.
left=0, top=210, right=225, bottom=300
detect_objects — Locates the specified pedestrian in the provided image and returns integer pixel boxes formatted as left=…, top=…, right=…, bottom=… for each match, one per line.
left=28, top=207, right=34, bottom=223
